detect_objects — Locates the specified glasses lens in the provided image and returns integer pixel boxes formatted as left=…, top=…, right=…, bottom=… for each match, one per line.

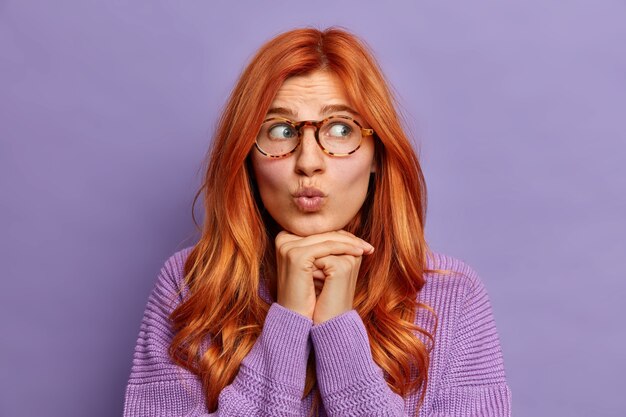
left=319, top=117, right=362, bottom=155
left=256, top=120, right=299, bottom=156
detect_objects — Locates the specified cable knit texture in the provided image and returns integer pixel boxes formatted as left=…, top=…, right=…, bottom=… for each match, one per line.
left=123, top=247, right=512, bottom=416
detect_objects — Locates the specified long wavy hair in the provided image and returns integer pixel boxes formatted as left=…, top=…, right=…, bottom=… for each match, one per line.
left=169, top=27, right=446, bottom=416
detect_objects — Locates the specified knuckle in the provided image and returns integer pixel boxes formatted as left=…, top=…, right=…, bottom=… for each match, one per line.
left=277, top=243, right=289, bottom=257
left=284, top=246, right=300, bottom=261
left=324, top=239, right=336, bottom=246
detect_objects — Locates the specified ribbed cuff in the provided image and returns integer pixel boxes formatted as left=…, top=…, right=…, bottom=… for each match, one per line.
left=123, top=379, right=208, bottom=417
left=432, top=384, right=512, bottom=417
left=240, top=302, right=312, bottom=391
left=310, top=310, right=381, bottom=396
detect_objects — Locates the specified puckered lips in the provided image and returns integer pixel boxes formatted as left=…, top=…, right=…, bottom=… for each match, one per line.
left=292, top=187, right=327, bottom=212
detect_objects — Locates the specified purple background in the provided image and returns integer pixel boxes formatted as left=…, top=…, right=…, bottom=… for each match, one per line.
left=1, top=1, right=625, bottom=416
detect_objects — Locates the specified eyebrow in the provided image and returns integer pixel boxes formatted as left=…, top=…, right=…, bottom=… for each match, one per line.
left=265, top=104, right=362, bottom=119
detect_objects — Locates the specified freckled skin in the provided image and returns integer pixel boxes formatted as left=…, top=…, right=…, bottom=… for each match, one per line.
left=250, top=71, right=376, bottom=237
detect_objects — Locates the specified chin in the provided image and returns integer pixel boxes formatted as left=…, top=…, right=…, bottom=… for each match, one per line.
left=282, top=218, right=344, bottom=237
left=285, top=225, right=333, bottom=238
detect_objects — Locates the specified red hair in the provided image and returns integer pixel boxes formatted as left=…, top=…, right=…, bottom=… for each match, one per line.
left=169, top=27, right=444, bottom=415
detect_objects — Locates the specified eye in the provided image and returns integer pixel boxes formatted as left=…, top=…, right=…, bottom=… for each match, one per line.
left=327, top=122, right=353, bottom=138
left=268, top=124, right=297, bottom=140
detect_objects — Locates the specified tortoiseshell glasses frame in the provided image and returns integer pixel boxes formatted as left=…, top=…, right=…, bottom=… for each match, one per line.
left=254, top=114, right=375, bottom=159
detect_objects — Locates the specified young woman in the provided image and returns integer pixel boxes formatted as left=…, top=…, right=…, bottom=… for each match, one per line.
left=123, top=27, right=511, bottom=416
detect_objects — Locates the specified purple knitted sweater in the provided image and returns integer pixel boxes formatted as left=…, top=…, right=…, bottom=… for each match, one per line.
left=123, top=247, right=511, bottom=416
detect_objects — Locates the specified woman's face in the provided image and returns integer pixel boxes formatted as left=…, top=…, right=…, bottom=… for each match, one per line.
left=250, top=70, right=376, bottom=237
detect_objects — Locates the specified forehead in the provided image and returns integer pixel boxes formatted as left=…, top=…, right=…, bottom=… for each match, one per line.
left=268, top=71, right=356, bottom=118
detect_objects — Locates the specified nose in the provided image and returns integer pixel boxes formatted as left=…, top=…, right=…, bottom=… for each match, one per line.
left=294, top=125, right=325, bottom=176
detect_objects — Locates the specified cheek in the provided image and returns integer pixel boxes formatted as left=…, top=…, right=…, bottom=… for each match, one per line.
left=335, top=155, right=374, bottom=192
left=330, top=163, right=373, bottom=216
left=251, top=157, right=288, bottom=197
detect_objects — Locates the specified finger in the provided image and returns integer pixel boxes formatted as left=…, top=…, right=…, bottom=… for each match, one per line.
left=336, top=229, right=375, bottom=254
left=312, top=268, right=326, bottom=279
left=332, top=230, right=374, bottom=252
left=336, top=229, right=354, bottom=236
left=285, top=231, right=373, bottom=253
left=294, top=241, right=365, bottom=262
left=275, top=230, right=303, bottom=248
left=313, top=254, right=362, bottom=272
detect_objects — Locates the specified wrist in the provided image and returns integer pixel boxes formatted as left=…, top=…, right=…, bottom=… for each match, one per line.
left=313, top=305, right=351, bottom=325
left=277, top=299, right=314, bottom=320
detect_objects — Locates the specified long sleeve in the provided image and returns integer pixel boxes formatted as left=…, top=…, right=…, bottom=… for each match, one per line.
left=308, top=262, right=512, bottom=417
left=429, top=268, right=512, bottom=417
left=310, top=311, right=408, bottom=416
left=123, top=251, right=313, bottom=417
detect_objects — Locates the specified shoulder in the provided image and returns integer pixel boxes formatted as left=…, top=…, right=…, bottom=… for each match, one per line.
left=416, top=250, right=496, bottom=335
left=422, top=250, right=487, bottom=302
left=159, top=246, right=195, bottom=283
left=149, top=245, right=195, bottom=311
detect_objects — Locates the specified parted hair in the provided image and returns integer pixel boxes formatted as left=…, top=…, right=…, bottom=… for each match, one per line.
left=168, top=27, right=442, bottom=415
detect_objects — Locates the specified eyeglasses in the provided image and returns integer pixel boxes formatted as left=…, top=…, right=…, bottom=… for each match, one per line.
left=254, top=115, right=375, bottom=158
